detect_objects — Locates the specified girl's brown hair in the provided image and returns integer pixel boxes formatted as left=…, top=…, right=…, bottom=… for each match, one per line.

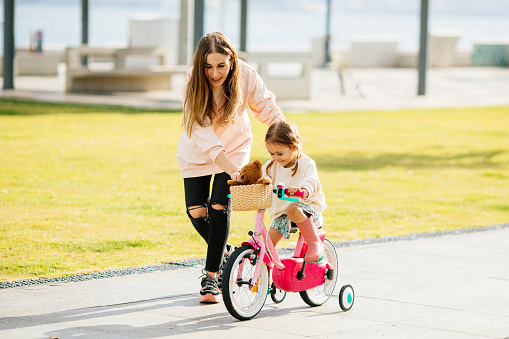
left=182, top=32, right=244, bottom=136
left=265, top=120, right=302, bottom=176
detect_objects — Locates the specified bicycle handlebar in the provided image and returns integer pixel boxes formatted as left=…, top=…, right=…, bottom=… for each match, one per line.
left=227, top=183, right=306, bottom=203
left=273, top=186, right=306, bottom=202
left=291, top=190, right=306, bottom=199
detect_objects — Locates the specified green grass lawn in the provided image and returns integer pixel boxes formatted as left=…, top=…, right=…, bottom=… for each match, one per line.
left=1, top=99, right=508, bottom=281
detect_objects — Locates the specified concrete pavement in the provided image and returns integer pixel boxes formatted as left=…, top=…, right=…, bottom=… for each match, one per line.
left=1, top=66, right=509, bottom=112
left=1, top=226, right=508, bottom=338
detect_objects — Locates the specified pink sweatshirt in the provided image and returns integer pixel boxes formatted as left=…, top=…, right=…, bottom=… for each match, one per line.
left=177, top=60, right=284, bottom=178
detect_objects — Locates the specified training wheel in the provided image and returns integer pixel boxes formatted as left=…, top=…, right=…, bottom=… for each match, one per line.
left=270, top=283, right=287, bottom=304
left=339, top=285, right=354, bottom=311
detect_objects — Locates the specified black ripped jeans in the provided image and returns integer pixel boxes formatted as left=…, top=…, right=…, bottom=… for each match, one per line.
left=184, top=172, right=231, bottom=273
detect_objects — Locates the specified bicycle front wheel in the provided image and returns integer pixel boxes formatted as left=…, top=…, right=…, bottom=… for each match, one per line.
left=299, top=238, right=338, bottom=307
left=222, top=245, right=269, bottom=320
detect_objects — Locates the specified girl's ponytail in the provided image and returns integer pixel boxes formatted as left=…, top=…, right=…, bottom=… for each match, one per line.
left=265, top=159, right=275, bottom=178
left=291, top=153, right=301, bottom=177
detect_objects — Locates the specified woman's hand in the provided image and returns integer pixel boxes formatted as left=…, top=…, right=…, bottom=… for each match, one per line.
left=215, top=152, right=240, bottom=181
left=229, top=171, right=241, bottom=182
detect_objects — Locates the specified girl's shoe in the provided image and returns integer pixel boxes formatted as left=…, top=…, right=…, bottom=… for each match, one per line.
left=199, top=271, right=221, bottom=303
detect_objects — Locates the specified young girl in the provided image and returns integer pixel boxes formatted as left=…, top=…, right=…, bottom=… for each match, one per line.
left=262, top=120, right=327, bottom=263
left=177, top=32, right=284, bottom=303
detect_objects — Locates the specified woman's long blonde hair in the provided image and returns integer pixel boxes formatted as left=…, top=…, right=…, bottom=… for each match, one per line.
left=182, top=32, right=244, bottom=136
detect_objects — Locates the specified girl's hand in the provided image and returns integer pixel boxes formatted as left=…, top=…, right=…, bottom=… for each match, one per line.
left=287, top=186, right=308, bottom=198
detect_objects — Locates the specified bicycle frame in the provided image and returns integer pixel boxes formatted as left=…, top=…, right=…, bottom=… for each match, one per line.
left=238, top=208, right=310, bottom=287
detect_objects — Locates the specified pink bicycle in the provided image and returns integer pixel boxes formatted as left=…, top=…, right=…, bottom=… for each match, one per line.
left=223, top=185, right=354, bottom=320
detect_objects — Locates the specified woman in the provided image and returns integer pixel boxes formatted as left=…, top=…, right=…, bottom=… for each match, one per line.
left=176, top=32, right=284, bottom=303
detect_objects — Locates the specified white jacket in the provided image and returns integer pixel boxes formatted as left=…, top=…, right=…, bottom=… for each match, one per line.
left=262, top=153, right=327, bottom=219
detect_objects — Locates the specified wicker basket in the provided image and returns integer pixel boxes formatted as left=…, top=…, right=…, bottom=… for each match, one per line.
left=230, top=183, right=273, bottom=211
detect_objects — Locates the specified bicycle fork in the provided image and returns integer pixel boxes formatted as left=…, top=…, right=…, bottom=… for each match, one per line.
left=236, top=210, right=282, bottom=289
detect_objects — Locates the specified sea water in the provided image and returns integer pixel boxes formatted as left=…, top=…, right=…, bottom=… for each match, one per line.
left=2, top=0, right=509, bottom=52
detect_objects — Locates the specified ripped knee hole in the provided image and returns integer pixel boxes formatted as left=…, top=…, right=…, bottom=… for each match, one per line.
left=211, top=203, right=226, bottom=211
left=188, top=206, right=207, bottom=219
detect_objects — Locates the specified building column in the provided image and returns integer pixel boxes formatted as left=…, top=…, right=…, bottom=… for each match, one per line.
left=3, top=0, right=15, bottom=89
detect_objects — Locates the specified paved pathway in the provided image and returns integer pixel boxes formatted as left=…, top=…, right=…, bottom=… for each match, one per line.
left=2, top=66, right=509, bottom=112
left=1, top=227, right=508, bottom=338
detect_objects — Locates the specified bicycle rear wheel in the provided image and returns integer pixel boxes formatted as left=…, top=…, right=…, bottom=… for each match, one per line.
left=299, top=238, right=338, bottom=307
left=222, top=245, right=269, bottom=320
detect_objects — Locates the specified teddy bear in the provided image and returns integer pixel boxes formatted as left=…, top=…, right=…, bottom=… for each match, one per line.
left=227, top=160, right=272, bottom=186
